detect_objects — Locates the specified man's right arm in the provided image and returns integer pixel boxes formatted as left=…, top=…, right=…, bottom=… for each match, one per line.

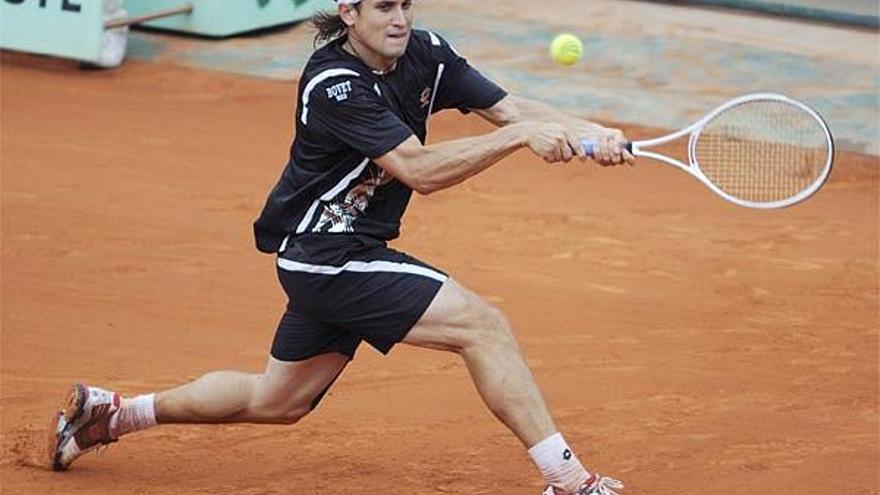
left=374, top=121, right=576, bottom=195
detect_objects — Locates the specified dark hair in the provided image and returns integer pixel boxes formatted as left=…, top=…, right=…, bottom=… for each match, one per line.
left=312, top=6, right=359, bottom=45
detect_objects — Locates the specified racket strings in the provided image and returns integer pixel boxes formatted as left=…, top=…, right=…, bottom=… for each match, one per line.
left=693, top=100, right=831, bottom=204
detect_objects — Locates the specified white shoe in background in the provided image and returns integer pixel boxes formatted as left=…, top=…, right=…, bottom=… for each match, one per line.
left=92, top=0, right=128, bottom=68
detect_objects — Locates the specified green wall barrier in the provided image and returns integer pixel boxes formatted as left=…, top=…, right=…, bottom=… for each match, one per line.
left=124, top=0, right=335, bottom=37
left=0, top=0, right=335, bottom=62
left=651, top=0, right=879, bottom=29
left=0, top=0, right=103, bottom=62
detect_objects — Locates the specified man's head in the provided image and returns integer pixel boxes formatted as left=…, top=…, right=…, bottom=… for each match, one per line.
left=338, top=0, right=414, bottom=64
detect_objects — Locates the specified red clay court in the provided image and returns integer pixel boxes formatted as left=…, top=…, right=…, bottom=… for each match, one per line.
left=1, top=2, right=878, bottom=494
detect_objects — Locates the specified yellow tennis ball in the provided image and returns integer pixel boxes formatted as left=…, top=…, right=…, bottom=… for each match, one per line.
left=550, top=33, right=583, bottom=66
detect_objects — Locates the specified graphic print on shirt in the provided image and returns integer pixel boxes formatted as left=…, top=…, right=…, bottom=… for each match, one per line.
left=419, top=86, right=432, bottom=108
left=313, top=166, right=394, bottom=233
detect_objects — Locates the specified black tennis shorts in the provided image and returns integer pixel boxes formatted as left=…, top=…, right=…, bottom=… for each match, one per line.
left=270, top=234, right=447, bottom=362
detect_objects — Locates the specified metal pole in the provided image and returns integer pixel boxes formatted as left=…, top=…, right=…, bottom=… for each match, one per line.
left=104, top=3, right=195, bottom=30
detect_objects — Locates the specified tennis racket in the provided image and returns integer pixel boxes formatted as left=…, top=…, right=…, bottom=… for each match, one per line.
left=582, top=93, right=834, bottom=209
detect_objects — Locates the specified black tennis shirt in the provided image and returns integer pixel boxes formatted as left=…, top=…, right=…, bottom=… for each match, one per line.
left=253, top=30, right=507, bottom=253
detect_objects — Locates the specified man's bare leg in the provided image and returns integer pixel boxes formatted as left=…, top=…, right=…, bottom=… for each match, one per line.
left=51, top=353, right=349, bottom=471
left=156, top=353, right=349, bottom=424
left=403, top=279, right=608, bottom=494
left=404, top=279, right=555, bottom=447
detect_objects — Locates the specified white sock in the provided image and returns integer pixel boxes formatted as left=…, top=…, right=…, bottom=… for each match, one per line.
left=528, top=433, right=590, bottom=494
left=109, top=394, right=157, bottom=439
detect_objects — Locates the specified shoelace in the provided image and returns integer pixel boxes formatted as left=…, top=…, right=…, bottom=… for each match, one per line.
left=580, top=475, right=624, bottom=495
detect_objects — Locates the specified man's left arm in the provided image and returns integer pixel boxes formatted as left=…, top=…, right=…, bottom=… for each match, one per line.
left=473, top=95, right=634, bottom=166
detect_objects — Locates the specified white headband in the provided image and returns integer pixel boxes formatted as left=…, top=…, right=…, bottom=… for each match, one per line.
left=334, top=0, right=362, bottom=4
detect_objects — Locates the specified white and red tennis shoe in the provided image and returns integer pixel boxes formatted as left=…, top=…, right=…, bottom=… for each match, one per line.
left=542, top=473, right=624, bottom=495
left=49, top=383, right=121, bottom=471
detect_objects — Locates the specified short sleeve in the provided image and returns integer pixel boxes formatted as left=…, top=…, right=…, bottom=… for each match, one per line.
left=431, top=34, right=508, bottom=113
left=305, top=75, right=414, bottom=159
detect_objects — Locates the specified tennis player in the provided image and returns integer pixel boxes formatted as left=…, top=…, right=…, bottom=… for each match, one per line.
left=50, top=1, right=632, bottom=493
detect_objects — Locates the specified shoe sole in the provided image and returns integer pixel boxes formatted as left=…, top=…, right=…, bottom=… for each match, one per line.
left=48, top=383, right=88, bottom=472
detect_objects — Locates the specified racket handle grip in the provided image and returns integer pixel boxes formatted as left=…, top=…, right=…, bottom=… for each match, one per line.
left=581, top=139, right=633, bottom=157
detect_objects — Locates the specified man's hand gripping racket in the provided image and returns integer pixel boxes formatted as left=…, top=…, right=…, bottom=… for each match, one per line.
left=583, top=93, right=834, bottom=209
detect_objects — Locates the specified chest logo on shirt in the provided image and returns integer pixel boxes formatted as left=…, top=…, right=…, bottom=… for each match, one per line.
left=419, top=86, right=432, bottom=108
left=326, top=80, right=353, bottom=102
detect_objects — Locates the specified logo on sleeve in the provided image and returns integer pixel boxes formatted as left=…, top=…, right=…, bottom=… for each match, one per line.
left=326, top=80, right=353, bottom=102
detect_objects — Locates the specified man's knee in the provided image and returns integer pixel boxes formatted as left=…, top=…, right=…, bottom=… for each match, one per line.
left=408, top=281, right=519, bottom=354
left=463, top=300, right=517, bottom=350
left=274, top=404, right=312, bottom=425
left=250, top=384, right=318, bottom=425
left=256, top=400, right=312, bottom=425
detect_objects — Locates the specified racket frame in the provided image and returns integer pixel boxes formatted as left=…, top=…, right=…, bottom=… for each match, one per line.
left=588, top=93, right=835, bottom=209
